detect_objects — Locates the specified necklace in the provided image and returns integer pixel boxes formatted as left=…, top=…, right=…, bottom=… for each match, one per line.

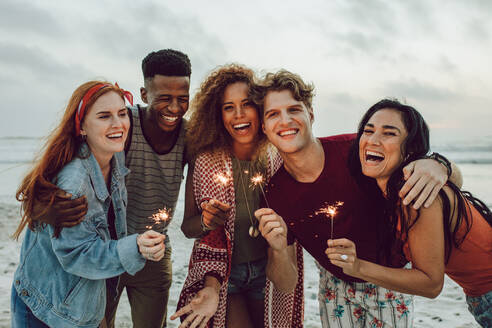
left=235, top=158, right=260, bottom=238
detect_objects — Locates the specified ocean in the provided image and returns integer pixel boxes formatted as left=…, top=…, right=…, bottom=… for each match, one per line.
left=0, top=136, right=490, bottom=327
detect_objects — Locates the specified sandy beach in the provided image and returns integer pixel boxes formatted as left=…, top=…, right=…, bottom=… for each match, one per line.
left=0, top=191, right=481, bottom=328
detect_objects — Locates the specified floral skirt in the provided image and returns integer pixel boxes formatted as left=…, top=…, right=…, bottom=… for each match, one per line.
left=466, top=289, right=492, bottom=327
left=318, top=266, right=414, bottom=328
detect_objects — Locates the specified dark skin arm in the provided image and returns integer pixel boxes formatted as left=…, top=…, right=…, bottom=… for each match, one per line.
left=181, top=163, right=230, bottom=238
left=34, top=108, right=134, bottom=230
left=32, top=189, right=88, bottom=229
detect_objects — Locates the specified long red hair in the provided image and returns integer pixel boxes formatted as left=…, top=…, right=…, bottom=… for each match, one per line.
left=13, top=81, right=127, bottom=239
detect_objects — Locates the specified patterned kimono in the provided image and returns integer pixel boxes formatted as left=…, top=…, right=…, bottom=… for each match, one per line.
left=177, top=149, right=304, bottom=327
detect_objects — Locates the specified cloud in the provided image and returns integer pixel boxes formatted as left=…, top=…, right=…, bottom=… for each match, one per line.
left=381, top=78, right=459, bottom=102
left=0, top=42, right=94, bottom=86
left=466, top=18, right=490, bottom=42
left=0, top=0, right=64, bottom=37
left=68, top=2, right=226, bottom=71
left=436, top=55, right=458, bottom=73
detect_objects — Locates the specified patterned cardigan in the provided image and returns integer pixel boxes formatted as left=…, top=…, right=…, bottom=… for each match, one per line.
left=177, top=149, right=304, bottom=327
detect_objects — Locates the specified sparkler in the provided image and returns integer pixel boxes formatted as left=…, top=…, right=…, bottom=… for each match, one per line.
left=250, top=173, right=271, bottom=208
left=314, top=201, right=344, bottom=240
left=145, top=208, right=171, bottom=230
left=213, top=172, right=232, bottom=201
left=214, top=172, right=231, bottom=186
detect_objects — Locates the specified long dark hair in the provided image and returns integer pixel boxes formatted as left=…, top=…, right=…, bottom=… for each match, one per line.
left=348, top=99, right=492, bottom=264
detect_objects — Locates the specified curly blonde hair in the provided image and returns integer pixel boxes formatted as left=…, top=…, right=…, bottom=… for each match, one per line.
left=186, top=64, right=268, bottom=160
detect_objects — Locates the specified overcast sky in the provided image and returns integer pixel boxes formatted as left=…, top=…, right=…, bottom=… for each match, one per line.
left=1, top=0, right=491, bottom=144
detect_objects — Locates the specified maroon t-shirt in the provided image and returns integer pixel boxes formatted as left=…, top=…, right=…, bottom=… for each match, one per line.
left=265, top=134, right=386, bottom=282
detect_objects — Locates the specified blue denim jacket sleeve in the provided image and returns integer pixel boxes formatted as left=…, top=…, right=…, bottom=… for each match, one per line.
left=49, top=157, right=145, bottom=279
left=48, top=223, right=144, bottom=279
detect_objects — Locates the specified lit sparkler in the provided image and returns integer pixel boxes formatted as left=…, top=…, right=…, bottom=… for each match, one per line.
left=213, top=172, right=231, bottom=201
left=146, top=208, right=171, bottom=230
left=214, top=172, right=231, bottom=186
left=314, top=201, right=344, bottom=240
left=250, top=173, right=271, bottom=208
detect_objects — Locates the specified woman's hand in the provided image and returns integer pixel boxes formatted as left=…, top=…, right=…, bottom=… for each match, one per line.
left=137, top=230, right=166, bottom=261
left=200, top=199, right=230, bottom=230
left=325, top=238, right=361, bottom=278
left=170, top=286, right=220, bottom=328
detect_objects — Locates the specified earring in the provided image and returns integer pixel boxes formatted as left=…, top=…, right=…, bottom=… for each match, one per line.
left=81, top=134, right=87, bottom=141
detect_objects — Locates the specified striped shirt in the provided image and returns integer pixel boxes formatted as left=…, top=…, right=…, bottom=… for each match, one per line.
left=125, top=105, right=186, bottom=246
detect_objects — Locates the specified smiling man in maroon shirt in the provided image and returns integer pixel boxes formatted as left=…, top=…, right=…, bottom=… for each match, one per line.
left=253, top=70, right=461, bottom=327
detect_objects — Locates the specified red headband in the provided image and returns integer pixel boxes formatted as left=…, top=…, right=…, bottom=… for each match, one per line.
left=75, top=82, right=134, bottom=136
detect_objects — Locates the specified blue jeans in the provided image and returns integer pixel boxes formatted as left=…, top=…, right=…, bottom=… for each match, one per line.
left=466, top=290, right=492, bottom=327
left=227, top=257, right=267, bottom=300
left=11, top=285, right=49, bottom=328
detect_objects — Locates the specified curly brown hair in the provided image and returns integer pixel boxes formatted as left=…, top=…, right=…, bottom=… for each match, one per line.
left=252, top=69, right=315, bottom=118
left=186, top=64, right=268, bottom=159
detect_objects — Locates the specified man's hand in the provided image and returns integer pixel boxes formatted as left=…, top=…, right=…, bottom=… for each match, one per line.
left=137, top=230, right=166, bottom=262
left=32, top=190, right=87, bottom=227
left=399, top=159, right=447, bottom=209
left=255, top=208, right=288, bottom=251
left=200, top=199, right=230, bottom=230
left=170, top=286, right=220, bottom=328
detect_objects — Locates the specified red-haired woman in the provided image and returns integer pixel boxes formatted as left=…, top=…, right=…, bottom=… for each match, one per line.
left=11, top=81, right=165, bottom=328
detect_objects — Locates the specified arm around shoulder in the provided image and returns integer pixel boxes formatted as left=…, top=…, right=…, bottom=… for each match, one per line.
left=50, top=176, right=145, bottom=279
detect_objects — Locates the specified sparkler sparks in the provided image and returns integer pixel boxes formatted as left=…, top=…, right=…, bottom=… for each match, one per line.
left=250, top=173, right=270, bottom=208
left=314, top=201, right=344, bottom=240
left=214, top=172, right=231, bottom=186
left=146, top=208, right=171, bottom=230
left=213, top=172, right=232, bottom=201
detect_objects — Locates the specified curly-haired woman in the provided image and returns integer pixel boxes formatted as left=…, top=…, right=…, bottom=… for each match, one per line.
left=171, top=65, right=304, bottom=328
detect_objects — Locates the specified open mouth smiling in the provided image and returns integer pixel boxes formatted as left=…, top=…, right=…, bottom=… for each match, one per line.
left=278, top=129, right=298, bottom=137
left=233, top=122, right=251, bottom=130
left=365, top=150, right=385, bottom=163
left=160, top=113, right=179, bottom=123
left=107, top=132, right=124, bottom=140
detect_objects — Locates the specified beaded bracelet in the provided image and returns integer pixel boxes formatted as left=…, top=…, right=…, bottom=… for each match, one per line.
left=428, top=152, right=452, bottom=178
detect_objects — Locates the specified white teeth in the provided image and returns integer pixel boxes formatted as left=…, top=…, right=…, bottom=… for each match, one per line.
left=107, top=132, right=123, bottom=138
left=161, top=114, right=178, bottom=122
left=233, top=123, right=251, bottom=129
left=366, top=150, right=385, bottom=159
left=279, top=130, right=297, bottom=136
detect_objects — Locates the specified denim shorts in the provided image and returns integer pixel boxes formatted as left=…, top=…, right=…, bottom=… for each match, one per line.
left=466, top=289, right=492, bottom=327
left=227, top=257, right=267, bottom=300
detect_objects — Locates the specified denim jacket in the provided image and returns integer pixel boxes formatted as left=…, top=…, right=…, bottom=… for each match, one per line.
left=13, top=144, right=145, bottom=328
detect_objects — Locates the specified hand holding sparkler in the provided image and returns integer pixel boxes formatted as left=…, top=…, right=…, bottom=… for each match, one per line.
left=200, top=199, right=230, bottom=230
left=254, top=208, right=288, bottom=252
left=325, top=238, right=361, bottom=278
left=137, top=230, right=166, bottom=262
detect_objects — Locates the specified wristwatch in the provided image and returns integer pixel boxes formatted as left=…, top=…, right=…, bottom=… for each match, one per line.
left=428, top=152, right=452, bottom=178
